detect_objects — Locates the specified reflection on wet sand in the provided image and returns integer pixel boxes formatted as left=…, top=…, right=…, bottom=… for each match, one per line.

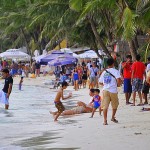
left=0, top=82, right=81, bottom=149
left=14, top=132, right=79, bottom=150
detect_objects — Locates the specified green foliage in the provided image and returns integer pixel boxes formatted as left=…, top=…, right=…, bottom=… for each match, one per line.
left=122, top=7, right=137, bottom=40
left=0, top=0, right=149, bottom=58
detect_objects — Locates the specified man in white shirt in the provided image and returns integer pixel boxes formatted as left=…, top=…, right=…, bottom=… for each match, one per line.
left=146, top=57, right=150, bottom=73
left=89, top=63, right=99, bottom=88
left=87, top=61, right=91, bottom=70
left=99, top=58, right=122, bottom=125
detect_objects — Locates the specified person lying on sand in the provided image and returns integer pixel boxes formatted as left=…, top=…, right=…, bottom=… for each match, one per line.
left=50, top=89, right=100, bottom=116
left=50, top=101, right=92, bottom=116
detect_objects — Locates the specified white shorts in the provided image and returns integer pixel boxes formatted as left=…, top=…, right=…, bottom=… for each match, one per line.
left=0, top=91, right=9, bottom=105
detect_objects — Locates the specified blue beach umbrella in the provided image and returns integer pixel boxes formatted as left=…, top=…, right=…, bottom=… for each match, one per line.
left=48, top=56, right=76, bottom=66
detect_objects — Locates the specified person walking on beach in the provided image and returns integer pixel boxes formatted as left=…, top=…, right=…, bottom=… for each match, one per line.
left=72, top=68, right=79, bottom=91
left=89, top=63, right=98, bottom=89
left=99, top=58, right=122, bottom=125
left=82, top=65, right=88, bottom=88
left=131, top=54, right=145, bottom=106
left=53, top=81, right=72, bottom=121
left=90, top=89, right=101, bottom=118
left=35, top=61, right=41, bottom=77
left=19, top=77, right=23, bottom=90
left=0, top=69, right=13, bottom=109
left=122, top=55, right=133, bottom=104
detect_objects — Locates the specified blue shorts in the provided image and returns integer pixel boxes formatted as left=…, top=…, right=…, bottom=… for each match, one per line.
left=124, top=78, right=132, bottom=93
left=93, top=101, right=100, bottom=109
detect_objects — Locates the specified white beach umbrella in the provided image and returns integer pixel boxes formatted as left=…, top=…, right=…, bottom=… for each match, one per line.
left=34, top=54, right=46, bottom=62
left=78, top=50, right=98, bottom=58
left=0, top=51, right=30, bottom=59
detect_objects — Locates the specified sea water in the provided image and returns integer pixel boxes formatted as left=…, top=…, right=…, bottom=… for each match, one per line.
left=0, top=81, right=60, bottom=149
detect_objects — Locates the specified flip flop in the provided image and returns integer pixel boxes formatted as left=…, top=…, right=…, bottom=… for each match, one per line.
left=137, top=103, right=144, bottom=106
left=111, top=118, right=118, bottom=123
left=103, top=120, right=108, bottom=125
left=126, top=102, right=133, bottom=105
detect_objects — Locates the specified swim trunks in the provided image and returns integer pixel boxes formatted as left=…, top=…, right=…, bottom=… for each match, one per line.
left=55, top=101, right=65, bottom=113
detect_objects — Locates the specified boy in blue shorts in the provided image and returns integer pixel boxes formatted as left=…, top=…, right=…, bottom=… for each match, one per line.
left=90, top=89, right=101, bottom=118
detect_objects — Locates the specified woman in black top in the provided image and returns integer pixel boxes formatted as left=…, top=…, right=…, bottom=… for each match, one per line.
left=35, top=61, right=41, bottom=77
left=82, top=66, right=88, bottom=88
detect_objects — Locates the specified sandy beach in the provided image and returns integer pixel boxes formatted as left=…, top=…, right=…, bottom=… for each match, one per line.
left=0, top=75, right=150, bottom=150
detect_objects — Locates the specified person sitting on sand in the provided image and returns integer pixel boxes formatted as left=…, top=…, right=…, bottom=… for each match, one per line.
left=90, top=89, right=101, bottom=118
left=53, top=81, right=72, bottom=121
left=50, top=89, right=95, bottom=116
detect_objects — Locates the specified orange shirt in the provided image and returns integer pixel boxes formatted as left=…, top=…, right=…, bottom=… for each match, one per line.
left=132, top=61, right=145, bottom=79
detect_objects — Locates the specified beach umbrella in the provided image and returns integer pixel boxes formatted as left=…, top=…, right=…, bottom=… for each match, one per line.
left=0, top=51, right=30, bottom=59
left=48, top=56, right=76, bottom=66
left=41, top=52, right=75, bottom=63
left=78, top=50, right=98, bottom=58
left=33, top=54, right=46, bottom=62
left=78, top=50, right=105, bottom=58
left=51, top=50, right=64, bottom=54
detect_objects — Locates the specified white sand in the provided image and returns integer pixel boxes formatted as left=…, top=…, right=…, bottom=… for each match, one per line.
left=0, top=75, right=150, bottom=150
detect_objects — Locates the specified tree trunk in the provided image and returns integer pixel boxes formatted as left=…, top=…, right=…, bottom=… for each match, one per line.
left=92, top=41, right=103, bottom=59
left=134, top=35, right=139, bottom=50
left=128, top=40, right=136, bottom=61
left=21, top=28, right=32, bottom=64
left=89, top=18, right=112, bottom=57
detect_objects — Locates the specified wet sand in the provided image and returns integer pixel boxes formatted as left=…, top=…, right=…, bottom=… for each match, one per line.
left=0, top=76, right=150, bottom=150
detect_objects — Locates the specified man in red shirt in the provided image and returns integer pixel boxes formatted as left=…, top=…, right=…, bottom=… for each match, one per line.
left=122, top=55, right=132, bottom=104
left=131, top=54, right=145, bottom=106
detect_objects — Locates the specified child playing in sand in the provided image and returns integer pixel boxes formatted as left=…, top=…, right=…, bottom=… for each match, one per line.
left=19, top=77, right=23, bottom=90
left=50, top=89, right=95, bottom=116
left=53, top=81, right=72, bottom=121
left=90, top=89, right=101, bottom=118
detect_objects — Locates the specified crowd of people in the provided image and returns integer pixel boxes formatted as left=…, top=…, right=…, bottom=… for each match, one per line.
left=54, top=60, right=101, bottom=90
left=0, top=60, right=41, bottom=78
left=1, top=54, right=150, bottom=125
left=51, top=54, right=150, bottom=125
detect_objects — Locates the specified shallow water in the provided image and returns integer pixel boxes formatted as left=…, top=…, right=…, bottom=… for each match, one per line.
left=0, top=81, right=79, bottom=150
